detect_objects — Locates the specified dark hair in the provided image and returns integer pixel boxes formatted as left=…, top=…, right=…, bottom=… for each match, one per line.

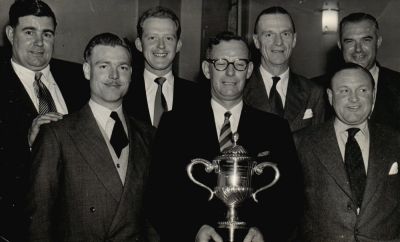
left=329, top=62, right=375, bottom=89
left=137, top=6, right=181, bottom=39
left=253, top=6, right=296, bottom=34
left=84, top=33, right=131, bottom=62
left=9, top=0, right=57, bottom=28
left=206, top=31, right=250, bottom=59
left=339, top=12, right=379, bottom=40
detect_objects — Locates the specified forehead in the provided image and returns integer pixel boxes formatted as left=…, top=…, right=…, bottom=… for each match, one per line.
left=332, top=69, right=373, bottom=88
left=257, top=13, right=293, bottom=32
left=142, top=17, right=177, bottom=34
left=210, top=40, right=249, bottom=59
left=341, top=19, right=377, bottom=37
left=16, top=15, right=55, bottom=30
left=90, top=45, right=131, bottom=63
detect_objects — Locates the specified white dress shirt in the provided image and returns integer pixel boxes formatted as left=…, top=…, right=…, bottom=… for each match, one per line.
left=211, top=99, right=243, bottom=138
left=369, top=64, right=379, bottom=111
left=11, top=59, right=68, bottom=114
left=89, top=100, right=129, bottom=184
left=143, top=69, right=174, bottom=125
left=334, top=118, right=370, bottom=174
left=259, top=65, right=289, bottom=107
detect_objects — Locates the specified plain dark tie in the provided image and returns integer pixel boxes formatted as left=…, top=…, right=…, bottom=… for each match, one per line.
left=219, top=111, right=233, bottom=151
left=34, top=72, right=57, bottom=114
left=269, top=76, right=284, bottom=117
left=153, top=77, right=167, bottom=127
left=110, top=111, right=129, bottom=158
left=344, top=128, right=366, bottom=209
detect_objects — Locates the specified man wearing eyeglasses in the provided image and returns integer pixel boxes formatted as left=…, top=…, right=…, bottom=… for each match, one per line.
left=146, top=31, right=303, bottom=242
left=244, top=6, right=326, bottom=132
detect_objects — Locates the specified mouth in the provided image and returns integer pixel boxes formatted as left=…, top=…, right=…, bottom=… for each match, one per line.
left=30, top=50, right=44, bottom=56
left=346, top=105, right=361, bottom=111
left=352, top=54, right=366, bottom=61
left=271, top=49, right=285, bottom=53
left=153, top=52, right=168, bottom=57
left=105, top=81, right=123, bottom=88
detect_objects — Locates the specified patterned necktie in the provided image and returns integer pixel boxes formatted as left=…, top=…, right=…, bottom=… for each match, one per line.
left=153, top=77, right=167, bottom=128
left=219, top=111, right=233, bottom=152
left=34, top=72, right=57, bottom=114
left=269, top=76, right=284, bottom=117
left=110, top=111, right=129, bottom=158
left=344, top=128, right=366, bottom=209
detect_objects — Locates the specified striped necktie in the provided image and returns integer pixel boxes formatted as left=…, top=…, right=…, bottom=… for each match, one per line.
left=153, top=77, right=167, bottom=127
left=34, top=72, right=57, bottom=114
left=219, top=111, right=233, bottom=152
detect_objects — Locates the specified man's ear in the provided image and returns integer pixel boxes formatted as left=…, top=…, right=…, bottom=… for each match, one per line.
left=337, top=40, right=342, bottom=51
left=253, top=34, right=260, bottom=49
left=327, top=88, right=333, bottom=106
left=135, top=37, right=143, bottom=53
left=292, top=32, right=297, bottom=49
left=83, top=62, right=91, bottom=80
left=202, top=60, right=211, bottom=79
left=5, top=25, right=14, bottom=45
left=176, top=39, right=182, bottom=53
left=377, top=35, right=382, bottom=49
left=246, top=61, right=254, bottom=79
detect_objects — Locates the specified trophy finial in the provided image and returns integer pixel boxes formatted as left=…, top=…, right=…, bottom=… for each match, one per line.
left=232, top=132, right=239, bottom=146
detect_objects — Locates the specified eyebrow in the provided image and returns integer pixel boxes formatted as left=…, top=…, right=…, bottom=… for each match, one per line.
left=21, top=26, right=55, bottom=35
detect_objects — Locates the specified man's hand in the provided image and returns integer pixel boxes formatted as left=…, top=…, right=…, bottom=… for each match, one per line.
left=195, top=224, right=223, bottom=242
left=28, top=112, right=63, bottom=147
left=243, top=227, right=264, bottom=242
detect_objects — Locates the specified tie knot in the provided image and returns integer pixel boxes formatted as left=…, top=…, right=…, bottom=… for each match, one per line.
left=110, top=111, right=120, bottom=121
left=224, top=111, right=231, bottom=120
left=155, top=77, right=166, bottom=86
left=272, top=76, right=280, bottom=85
left=347, top=128, right=360, bottom=138
left=35, top=72, right=43, bottom=82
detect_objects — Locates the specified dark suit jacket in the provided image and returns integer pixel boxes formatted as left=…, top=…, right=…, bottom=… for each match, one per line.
left=27, top=104, right=156, bottom=242
left=146, top=103, right=303, bottom=242
left=123, top=71, right=204, bottom=126
left=294, top=121, right=400, bottom=241
left=244, top=68, right=326, bottom=132
left=311, top=65, right=400, bottom=130
left=0, top=58, right=89, bottom=242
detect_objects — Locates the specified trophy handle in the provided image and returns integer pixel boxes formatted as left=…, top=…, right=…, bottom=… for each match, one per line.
left=251, top=162, right=280, bottom=202
left=186, top=158, right=218, bottom=201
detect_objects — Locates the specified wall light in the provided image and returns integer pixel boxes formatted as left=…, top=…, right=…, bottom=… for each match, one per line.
left=322, top=1, right=339, bottom=33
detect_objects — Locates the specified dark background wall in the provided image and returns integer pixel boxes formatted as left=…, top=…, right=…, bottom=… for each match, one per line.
left=1, top=0, right=399, bottom=80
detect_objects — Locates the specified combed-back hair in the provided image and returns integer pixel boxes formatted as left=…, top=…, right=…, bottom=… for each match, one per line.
left=339, top=12, right=379, bottom=40
left=329, top=62, right=375, bottom=89
left=206, top=31, right=250, bottom=59
left=9, top=0, right=57, bottom=28
left=84, top=32, right=132, bottom=62
left=253, top=6, right=296, bottom=34
left=137, top=6, right=181, bottom=39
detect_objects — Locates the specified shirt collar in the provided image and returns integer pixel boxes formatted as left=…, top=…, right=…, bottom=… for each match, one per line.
left=89, top=99, right=123, bottom=130
left=369, top=63, right=379, bottom=84
left=11, top=59, right=53, bottom=85
left=211, top=98, right=243, bottom=126
left=259, top=65, right=289, bottom=92
left=334, top=118, right=369, bottom=136
left=144, top=69, right=174, bottom=91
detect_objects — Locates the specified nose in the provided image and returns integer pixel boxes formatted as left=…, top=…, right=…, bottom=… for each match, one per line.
left=225, top=63, right=235, bottom=76
left=109, top=67, right=119, bottom=80
left=354, top=41, right=362, bottom=52
left=34, top=33, right=44, bottom=46
left=274, top=34, right=283, bottom=45
left=349, top=90, right=359, bottom=102
left=157, top=38, right=165, bottom=49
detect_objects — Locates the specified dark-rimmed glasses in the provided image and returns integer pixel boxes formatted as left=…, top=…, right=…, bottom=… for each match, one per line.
left=206, top=58, right=250, bottom=71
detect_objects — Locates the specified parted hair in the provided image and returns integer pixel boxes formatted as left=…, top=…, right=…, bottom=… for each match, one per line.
left=329, top=62, right=375, bottom=89
left=9, top=0, right=57, bottom=28
left=83, top=32, right=132, bottom=62
left=253, top=6, right=296, bottom=34
left=339, top=12, right=379, bottom=40
left=206, top=31, right=250, bottom=59
left=137, top=6, right=181, bottom=39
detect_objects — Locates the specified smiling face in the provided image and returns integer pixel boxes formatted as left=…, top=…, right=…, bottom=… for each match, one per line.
left=328, top=68, right=375, bottom=126
left=339, top=19, right=382, bottom=70
left=135, top=17, right=182, bottom=76
left=6, top=15, right=55, bottom=71
left=253, top=13, right=296, bottom=72
left=202, top=39, right=253, bottom=108
left=83, top=45, right=132, bottom=110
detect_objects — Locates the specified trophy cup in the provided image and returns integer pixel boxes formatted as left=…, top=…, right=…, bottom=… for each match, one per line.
left=187, top=133, right=280, bottom=242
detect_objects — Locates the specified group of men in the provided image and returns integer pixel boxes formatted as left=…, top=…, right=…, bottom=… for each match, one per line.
left=1, top=1, right=400, bottom=242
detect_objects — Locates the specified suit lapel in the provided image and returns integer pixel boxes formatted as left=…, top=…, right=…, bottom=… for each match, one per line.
left=244, top=68, right=271, bottom=112
left=68, top=105, right=123, bottom=201
left=312, top=122, right=353, bottom=198
left=284, top=72, right=307, bottom=122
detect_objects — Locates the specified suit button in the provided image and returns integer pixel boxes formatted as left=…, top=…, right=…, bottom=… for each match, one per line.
left=90, top=207, right=96, bottom=213
left=347, top=204, right=352, bottom=211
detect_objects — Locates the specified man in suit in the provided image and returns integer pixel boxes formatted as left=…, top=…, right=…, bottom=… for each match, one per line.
left=244, top=6, right=325, bottom=132
left=0, top=1, right=89, bottom=241
left=146, top=32, right=303, bottom=242
left=124, top=6, right=202, bottom=128
left=295, top=63, right=400, bottom=241
left=312, top=12, right=400, bottom=130
left=27, top=33, right=157, bottom=241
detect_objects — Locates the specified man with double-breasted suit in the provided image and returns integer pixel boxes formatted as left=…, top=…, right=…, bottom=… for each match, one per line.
left=295, top=63, right=400, bottom=241
left=0, top=1, right=89, bottom=241
left=244, top=6, right=325, bottom=132
left=146, top=32, right=303, bottom=242
left=27, top=33, right=157, bottom=242
left=124, top=6, right=202, bottom=128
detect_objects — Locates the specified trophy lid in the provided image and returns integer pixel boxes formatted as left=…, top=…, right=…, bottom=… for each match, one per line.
left=214, top=133, right=252, bottom=162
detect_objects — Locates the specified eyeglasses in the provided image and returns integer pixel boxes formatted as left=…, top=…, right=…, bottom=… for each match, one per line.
left=206, top=58, right=250, bottom=71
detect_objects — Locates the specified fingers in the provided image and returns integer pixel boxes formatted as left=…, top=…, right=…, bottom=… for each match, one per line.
left=243, top=227, right=264, bottom=242
left=28, top=113, right=64, bottom=146
left=195, top=224, right=223, bottom=242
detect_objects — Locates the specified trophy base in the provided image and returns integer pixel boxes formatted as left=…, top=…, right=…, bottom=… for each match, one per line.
left=217, top=221, right=247, bottom=242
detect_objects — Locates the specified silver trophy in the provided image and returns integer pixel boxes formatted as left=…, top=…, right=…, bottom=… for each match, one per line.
left=187, top=133, right=280, bottom=242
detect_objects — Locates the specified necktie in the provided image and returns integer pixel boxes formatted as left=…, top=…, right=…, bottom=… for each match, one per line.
left=269, top=76, right=284, bottom=117
left=219, top=111, right=233, bottom=152
left=34, top=72, right=57, bottom=114
left=153, top=77, right=167, bottom=127
left=110, top=111, right=129, bottom=158
left=344, top=128, right=366, bottom=209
